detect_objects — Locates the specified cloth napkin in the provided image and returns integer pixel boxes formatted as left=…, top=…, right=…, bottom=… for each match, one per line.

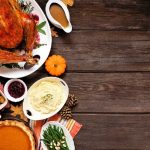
left=30, top=114, right=82, bottom=150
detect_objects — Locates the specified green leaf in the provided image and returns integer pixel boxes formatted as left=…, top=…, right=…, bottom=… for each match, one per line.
left=38, top=28, right=46, bottom=35
left=36, top=21, right=46, bottom=35
left=36, top=21, right=46, bottom=30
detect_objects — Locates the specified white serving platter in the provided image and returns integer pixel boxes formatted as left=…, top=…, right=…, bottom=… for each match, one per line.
left=0, top=0, right=52, bottom=78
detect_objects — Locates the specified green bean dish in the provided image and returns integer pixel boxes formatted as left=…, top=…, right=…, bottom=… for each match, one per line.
left=41, top=124, right=69, bottom=150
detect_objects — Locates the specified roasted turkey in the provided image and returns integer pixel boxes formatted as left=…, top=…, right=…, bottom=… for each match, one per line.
left=0, top=0, right=37, bottom=64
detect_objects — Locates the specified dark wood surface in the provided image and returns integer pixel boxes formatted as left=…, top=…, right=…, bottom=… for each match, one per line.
left=1, top=0, right=150, bottom=149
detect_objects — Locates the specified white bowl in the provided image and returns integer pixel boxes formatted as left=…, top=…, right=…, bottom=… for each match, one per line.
left=46, top=0, right=72, bottom=33
left=0, top=90, right=8, bottom=110
left=4, top=79, right=27, bottom=102
left=40, top=121, right=75, bottom=150
left=23, top=77, right=69, bottom=120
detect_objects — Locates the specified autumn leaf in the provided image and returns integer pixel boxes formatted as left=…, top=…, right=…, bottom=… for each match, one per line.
left=51, top=27, right=59, bottom=38
left=10, top=105, right=28, bottom=122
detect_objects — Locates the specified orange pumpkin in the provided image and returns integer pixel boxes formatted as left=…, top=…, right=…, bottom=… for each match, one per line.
left=45, top=55, right=67, bottom=76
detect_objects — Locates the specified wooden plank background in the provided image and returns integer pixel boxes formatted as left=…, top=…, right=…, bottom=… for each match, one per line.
left=1, top=0, right=150, bottom=149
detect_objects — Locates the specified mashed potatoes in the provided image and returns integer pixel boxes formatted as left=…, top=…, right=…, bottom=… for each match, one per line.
left=28, top=80, right=64, bottom=114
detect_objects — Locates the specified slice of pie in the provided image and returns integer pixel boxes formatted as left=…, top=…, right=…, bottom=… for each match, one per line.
left=0, top=120, right=35, bottom=150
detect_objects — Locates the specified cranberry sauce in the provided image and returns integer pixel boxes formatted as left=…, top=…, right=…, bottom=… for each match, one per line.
left=8, top=81, right=25, bottom=98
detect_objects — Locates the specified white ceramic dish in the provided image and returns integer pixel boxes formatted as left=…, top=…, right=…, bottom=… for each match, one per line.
left=0, top=90, right=8, bottom=110
left=23, top=77, right=69, bottom=120
left=4, top=79, right=27, bottom=102
left=0, top=0, right=52, bottom=78
left=46, top=0, right=72, bottom=33
left=40, top=121, right=75, bottom=150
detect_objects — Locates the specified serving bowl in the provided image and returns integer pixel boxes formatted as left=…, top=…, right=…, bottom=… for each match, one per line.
left=23, top=77, right=69, bottom=120
left=4, top=79, right=27, bottom=102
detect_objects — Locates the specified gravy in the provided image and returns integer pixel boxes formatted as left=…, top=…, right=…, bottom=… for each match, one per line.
left=50, top=4, right=69, bottom=28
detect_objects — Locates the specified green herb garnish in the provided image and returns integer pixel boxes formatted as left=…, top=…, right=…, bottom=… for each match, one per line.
left=41, top=125, right=69, bottom=150
left=0, top=63, right=23, bottom=69
left=36, top=21, right=46, bottom=35
left=34, top=43, right=47, bottom=49
left=42, top=94, right=53, bottom=103
left=19, top=0, right=34, bottom=13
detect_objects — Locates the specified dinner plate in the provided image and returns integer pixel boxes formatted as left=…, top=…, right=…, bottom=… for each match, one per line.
left=0, top=0, right=52, bottom=78
left=40, top=121, right=75, bottom=150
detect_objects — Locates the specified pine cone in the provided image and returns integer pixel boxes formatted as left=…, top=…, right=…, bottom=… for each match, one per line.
left=60, top=106, right=72, bottom=120
left=66, top=94, right=78, bottom=108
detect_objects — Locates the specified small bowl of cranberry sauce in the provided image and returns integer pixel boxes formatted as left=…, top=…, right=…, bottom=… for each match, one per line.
left=4, top=79, right=27, bottom=102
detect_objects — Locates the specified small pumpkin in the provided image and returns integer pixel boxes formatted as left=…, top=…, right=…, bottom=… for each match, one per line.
left=45, top=55, right=67, bottom=76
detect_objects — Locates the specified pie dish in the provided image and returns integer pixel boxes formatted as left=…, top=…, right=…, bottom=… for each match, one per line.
left=0, top=120, right=35, bottom=150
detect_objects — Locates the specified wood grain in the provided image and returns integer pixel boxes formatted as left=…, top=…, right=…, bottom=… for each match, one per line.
left=64, top=73, right=150, bottom=113
left=18, top=72, right=150, bottom=113
left=52, top=31, right=150, bottom=71
left=73, top=114, right=150, bottom=150
left=1, top=0, right=150, bottom=149
left=36, top=0, right=150, bottom=30
left=71, top=0, right=150, bottom=30
left=35, top=0, right=150, bottom=71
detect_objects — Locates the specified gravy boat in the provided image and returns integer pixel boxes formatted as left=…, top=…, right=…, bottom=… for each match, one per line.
left=46, top=0, right=72, bottom=33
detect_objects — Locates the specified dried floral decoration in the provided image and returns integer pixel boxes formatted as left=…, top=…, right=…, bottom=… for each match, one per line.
left=10, top=105, right=28, bottom=122
left=62, top=0, right=74, bottom=6
left=51, top=27, right=59, bottom=37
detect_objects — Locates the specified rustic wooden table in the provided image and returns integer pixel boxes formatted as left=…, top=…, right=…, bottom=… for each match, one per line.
left=1, top=0, right=150, bottom=149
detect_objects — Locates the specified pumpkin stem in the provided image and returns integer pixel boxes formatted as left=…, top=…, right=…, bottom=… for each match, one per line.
left=54, top=64, right=57, bottom=67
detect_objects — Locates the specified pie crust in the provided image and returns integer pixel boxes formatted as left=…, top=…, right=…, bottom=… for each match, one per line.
left=0, top=120, right=35, bottom=150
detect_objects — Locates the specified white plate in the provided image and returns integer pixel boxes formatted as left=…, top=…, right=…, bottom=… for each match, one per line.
left=0, top=90, right=8, bottom=110
left=23, top=77, right=69, bottom=120
left=0, top=0, right=52, bottom=78
left=40, top=121, right=75, bottom=150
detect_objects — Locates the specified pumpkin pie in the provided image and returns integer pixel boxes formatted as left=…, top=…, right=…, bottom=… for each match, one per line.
left=0, top=120, right=35, bottom=150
